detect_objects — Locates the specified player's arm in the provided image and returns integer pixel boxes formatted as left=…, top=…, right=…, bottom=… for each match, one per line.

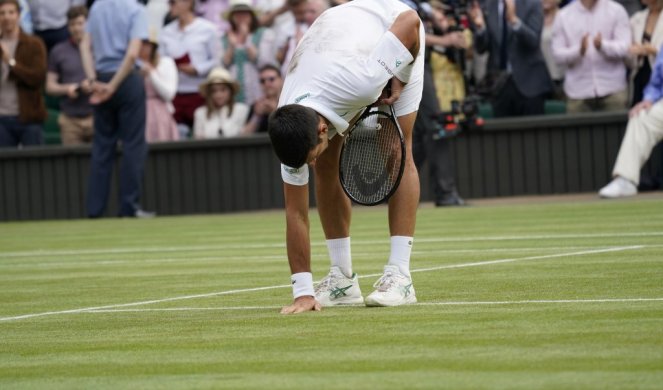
left=281, top=182, right=321, bottom=314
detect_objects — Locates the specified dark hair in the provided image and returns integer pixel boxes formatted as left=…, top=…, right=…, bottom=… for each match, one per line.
left=0, top=0, right=20, bottom=12
left=268, top=104, right=320, bottom=168
left=259, top=64, right=282, bottom=77
left=228, top=10, right=259, bottom=33
left=67, top=5, right=88, bottom=21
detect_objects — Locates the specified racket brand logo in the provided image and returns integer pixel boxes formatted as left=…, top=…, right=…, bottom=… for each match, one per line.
left=376, top=58, right=394, bottom=77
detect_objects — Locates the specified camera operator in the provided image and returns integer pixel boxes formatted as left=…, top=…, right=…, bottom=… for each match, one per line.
left=410, top=0, right=468, bottom=207
left=469, top=0, right=552, bottom=117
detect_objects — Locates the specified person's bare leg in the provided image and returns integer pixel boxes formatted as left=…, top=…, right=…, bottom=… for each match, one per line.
left=313, top=135, right=351, bottom=239
left=388, top=111, right=419, bottom=237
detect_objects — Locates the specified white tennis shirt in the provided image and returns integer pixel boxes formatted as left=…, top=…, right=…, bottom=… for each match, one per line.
left=278, top=0, right=425, bottom=185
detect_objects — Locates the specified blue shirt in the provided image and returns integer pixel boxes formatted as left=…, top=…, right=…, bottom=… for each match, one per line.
left=643, top=47, right=663, bottom=104
left=86, top=0, right=148, bottom=73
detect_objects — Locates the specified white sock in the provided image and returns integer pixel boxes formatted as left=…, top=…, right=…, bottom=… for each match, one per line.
left=327, top=237, right=352, bottom=278
left=388, top=236, right=412, bottom=278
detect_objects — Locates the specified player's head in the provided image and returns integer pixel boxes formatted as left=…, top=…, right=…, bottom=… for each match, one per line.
left=268, top=104, right=324, bottom=168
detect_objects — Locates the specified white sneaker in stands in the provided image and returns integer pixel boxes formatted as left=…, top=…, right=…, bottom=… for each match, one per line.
left=599, top=177, right=637, bottom=198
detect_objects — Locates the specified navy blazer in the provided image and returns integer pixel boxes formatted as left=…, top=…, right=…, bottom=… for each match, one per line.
left=474, top=0, right=552, bottom=98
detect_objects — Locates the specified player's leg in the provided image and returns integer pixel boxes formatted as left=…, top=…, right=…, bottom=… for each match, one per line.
left=312, top=134, right=364, bottom=306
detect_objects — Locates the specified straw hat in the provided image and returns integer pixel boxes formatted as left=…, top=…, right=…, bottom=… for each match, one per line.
left=199, top=67, right=240, bottom=97
left=223, top=0, right=257, bottom=20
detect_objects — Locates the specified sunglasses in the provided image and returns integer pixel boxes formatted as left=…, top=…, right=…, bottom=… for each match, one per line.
left=260, top=76, right=278, bottom=84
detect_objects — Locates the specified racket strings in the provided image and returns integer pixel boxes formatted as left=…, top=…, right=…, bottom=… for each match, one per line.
left=340, top=111, right=403, bottom=205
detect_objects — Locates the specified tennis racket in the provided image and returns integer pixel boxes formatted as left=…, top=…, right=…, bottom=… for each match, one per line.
left=339, top=105, right=405, bottom=206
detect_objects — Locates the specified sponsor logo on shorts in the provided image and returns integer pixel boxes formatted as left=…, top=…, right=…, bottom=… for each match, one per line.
left=377, top=58, right=394, bottom=76
left=396, top=59, right=402, bottom=68
left=285, top=167, right=301, bottom=174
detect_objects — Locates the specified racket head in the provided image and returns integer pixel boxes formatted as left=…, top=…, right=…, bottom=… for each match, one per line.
left=339, top=106, right=406, bottom=206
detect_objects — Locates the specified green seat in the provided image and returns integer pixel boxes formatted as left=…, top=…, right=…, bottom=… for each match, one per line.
left=544, top=99, right=566, bottom=115
left=478, top=102, right=494, bottom=119
left=44, top=93, right=61, bottom=111
left=43, top=108, right=61, bottom=145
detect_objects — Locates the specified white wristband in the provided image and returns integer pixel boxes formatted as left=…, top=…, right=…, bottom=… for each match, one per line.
left=291, top=272, right=314, bottom=299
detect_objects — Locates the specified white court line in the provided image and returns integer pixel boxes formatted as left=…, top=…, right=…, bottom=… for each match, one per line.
left=1, top=232, right=661, bottom=259
left=0, top=245, right=645, bottom=323
left=79, top=297, right=663, bottom=313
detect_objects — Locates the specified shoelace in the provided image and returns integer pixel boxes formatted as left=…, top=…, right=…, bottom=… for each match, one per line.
left=314, top=273, right=339, bottom=293
left=372, top=272, right=399, bottom=292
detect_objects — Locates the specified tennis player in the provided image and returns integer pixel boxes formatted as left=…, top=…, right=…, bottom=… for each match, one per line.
left=268, top=0, right=425, bottom=314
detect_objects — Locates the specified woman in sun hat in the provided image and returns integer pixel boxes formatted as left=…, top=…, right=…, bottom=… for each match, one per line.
left=221, top=0, right=271, bottom=106
left=193, top=66, right=250, bottom=138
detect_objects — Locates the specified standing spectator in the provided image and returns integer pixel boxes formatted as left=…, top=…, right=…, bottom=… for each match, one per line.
left=0, top=0, right=46, bottom=148
left=159, top=0, right=220, bottom=137
left=274, top=0, right=327, bottom=75
left=139, top=32, right=179, bottom=142
left=27, top=0, right=86, bottom=52
left=193, top=66, right=249, bottom=139
left=598, top=48, right=663, bottom=198
left=196, top=0, right=230, bottom=33
left=414, top=0, right=467, bottom=207
left=243, top=64, right=283, bottom=134
left=221, top=0, right=270, bottom=106
left=541, top=0, right=565, bottom=99
left=80, top=0, right=153, bottom=218
left=551, top=0, right=632, bottom=112
left=470, top=0, right=552, bottom=117
left=46, top=6, right=94, bottom=146
left=628, top=0, right=663, bottom=107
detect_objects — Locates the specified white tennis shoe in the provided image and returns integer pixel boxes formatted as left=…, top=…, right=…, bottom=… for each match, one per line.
left=599, top=177, right=638, bottom=198
left=314, top=267, right=364, bottom=306
left=365, top=265, right=417, bottom=307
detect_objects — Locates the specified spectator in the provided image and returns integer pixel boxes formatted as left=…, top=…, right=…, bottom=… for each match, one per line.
left=196, top=0, right=230, bottom=33
left=0, top=0, right=46, bottom=148
left=414, top=0, right=467, bottom=207
left=541, top=0, right=565, bottom=99
left=274, top=0, right=327, bottom=75
left=470, top=0, right=552, bottom=117
left=46, top=6, right=94, bottom=146
left=80, top=0, right=153, bottom=218
left=139, top=32, right=179, bottom=142
left=159, top=0, right=220, bottom=137
left=551, top=0, right=632, bottom=112
left=193, top=66, right=249, bottom=138
left=628, top=0, right=663, bottom=107
left=221, top=0, right=271, bottom=105
left=27, top=0, right=86, bottom=52
left=598, top=48, right=663, bottom=198
left=243, top=63, right=282, bottom=134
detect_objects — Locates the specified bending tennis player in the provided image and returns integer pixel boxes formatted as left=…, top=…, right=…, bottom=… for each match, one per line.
left=268, top=0, right=425, bottom=314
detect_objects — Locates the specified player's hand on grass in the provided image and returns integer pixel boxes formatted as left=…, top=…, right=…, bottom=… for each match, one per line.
left=280, top=296, right=321, bottom=315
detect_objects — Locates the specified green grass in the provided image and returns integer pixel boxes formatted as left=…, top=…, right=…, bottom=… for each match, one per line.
left=1, top=196, right=662, bottom=389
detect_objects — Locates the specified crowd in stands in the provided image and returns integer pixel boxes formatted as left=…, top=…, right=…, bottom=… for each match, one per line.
left=0, top=0, right=661, bottom=203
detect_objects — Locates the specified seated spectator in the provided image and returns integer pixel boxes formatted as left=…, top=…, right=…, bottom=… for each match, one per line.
left=27, top=0, right=86, bottom=52
left=159, top=0, right=220, bottom=137
left=599, top=48, right=663, bottom=198
left=46, top=5, right=93, bottom=146
left=0, top=0, right=46, bottom=148
left=551, top=0, right=632, bottom=112
left=541, top=0, right=565, bottom=99
left=139, top=33, right=179, bottom=142
left=243, top=64, right=282, bottom=134
left=627, top=0, right=663, bottom=107
left=221, top=0, right=271, bottom=105
left=470, top=0, right=552, bottom=117
left=193, top=67, right=249, bottom=138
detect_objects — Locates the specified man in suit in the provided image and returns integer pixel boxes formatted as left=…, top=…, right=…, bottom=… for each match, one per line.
left=470, top=0, right=552, bottom=117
